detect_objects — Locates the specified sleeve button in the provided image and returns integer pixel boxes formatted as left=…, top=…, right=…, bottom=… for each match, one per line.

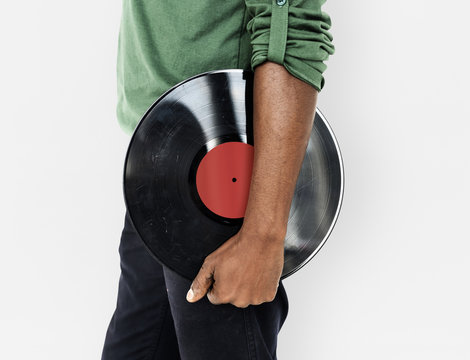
left=276, top=0, right=286, bottom=5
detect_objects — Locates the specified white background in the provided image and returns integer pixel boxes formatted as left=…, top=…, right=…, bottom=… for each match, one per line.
left=0, top=1, right=469, bottom=359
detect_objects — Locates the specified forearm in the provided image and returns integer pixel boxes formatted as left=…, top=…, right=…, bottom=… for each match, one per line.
left=241, top=61, right=318, bottom=244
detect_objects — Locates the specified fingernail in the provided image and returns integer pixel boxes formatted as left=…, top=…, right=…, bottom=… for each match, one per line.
left=186, top=288, right=194, bottom=301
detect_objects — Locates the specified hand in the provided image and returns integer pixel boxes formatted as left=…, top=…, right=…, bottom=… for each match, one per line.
left=186, top=226, right=285, bottom=308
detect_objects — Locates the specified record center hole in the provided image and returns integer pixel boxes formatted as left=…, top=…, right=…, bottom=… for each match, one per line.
left=232, top=178, right=237, bottom=182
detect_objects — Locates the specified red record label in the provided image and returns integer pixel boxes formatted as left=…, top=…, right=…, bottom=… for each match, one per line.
left=195, top=141, right=254, bottom=219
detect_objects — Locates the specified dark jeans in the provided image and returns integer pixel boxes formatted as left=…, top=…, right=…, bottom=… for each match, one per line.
left=101, top=209, right=289, bottom=360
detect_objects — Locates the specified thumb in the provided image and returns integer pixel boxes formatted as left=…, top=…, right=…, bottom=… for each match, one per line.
left=186, top=259, right=214, bottom=303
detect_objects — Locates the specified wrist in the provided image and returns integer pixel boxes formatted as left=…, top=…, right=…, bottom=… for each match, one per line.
left=240, top=216, right=286, bottom=247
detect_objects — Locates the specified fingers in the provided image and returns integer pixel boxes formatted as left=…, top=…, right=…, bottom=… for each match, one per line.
left=206, top=287, right=226, bottom=305
left=186, top=259, right=214, bottom=303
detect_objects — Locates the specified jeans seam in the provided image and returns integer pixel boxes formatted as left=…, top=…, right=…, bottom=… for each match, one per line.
left=143, top=302, right=170, bottom=360
left=243, top=307, right=257, bottom=360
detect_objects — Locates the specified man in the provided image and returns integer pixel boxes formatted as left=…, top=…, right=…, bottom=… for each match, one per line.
left=102, top=0, right=334, bottom=359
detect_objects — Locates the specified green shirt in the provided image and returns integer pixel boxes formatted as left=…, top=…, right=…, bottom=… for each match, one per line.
left=116, top=0, right=335, bottom=136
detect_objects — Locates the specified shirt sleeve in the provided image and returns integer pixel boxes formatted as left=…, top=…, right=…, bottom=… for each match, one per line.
left=244, top=0, right=335, bottom=92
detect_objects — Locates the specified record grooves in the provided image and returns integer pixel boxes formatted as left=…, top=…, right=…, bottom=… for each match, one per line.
left=123, top=69, right=344, bottom=281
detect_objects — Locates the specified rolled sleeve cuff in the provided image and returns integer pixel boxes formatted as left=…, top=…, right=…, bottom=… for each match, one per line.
left=246, top=0, right=335, bottom=92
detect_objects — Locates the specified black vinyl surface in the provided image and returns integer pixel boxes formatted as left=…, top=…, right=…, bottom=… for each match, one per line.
left=123, top=69, right=344, bottom=280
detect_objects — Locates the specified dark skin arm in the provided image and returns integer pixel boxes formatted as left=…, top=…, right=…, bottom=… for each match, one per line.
left=187, top=61, right=318, bottom=308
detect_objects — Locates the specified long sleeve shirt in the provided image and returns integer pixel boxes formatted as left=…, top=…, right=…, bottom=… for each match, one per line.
left=116, top=0, right=335, bottom=136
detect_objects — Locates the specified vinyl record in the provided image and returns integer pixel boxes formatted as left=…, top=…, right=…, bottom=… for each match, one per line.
left=123, top=69, right=344, bottom=281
